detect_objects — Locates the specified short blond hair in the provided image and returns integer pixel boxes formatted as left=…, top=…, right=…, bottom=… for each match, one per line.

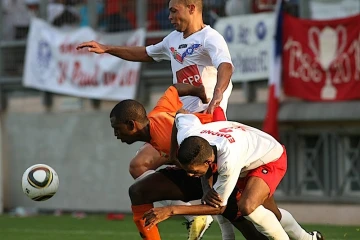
left=176, top=0, right=203, bottom=12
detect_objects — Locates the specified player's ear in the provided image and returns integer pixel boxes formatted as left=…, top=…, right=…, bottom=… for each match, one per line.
left=126, top=120, right=135, bottom=131
left=204, top=159, right=212, bottom=165
left=188, top=3, right=195, bottom=13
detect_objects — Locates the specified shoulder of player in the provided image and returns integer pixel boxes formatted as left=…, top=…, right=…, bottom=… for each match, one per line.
left=165, top=30, right=183, bottom=39
left=148, top=111, right=175, bottom=121
left=203, top=25, right=223, bottom=38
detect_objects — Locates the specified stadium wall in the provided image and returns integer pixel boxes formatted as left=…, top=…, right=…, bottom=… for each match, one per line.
left=3, top=106, right=143, bottom=213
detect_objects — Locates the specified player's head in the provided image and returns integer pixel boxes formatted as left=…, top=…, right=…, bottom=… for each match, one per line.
left=168, top=0, right=203, bottom=32
left=109, top=100, right=149, bottom=144
left=177, top=136, right=215, bottom=177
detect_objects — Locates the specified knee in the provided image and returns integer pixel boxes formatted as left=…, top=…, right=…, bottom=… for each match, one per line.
left=129, top=160, right=148, bottom=179
left=238, top=198, right=259, bottom=216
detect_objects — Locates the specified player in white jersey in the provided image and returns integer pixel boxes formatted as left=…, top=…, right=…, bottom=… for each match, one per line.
left=76, top=0, right=234, bottom=239
left=140, top=112, right=324, bottom=240
left=145, top=25, right=233, bottom=113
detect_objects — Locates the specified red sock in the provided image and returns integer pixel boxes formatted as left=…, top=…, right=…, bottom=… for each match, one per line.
left=132, top=204, right=161, bottom=240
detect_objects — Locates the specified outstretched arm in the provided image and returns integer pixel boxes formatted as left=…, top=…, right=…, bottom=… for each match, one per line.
left=173, top=83, right=209, bottom=103
left=76, top=41, right=153, bottom=62
left=143, top=204, right=226, bottom=229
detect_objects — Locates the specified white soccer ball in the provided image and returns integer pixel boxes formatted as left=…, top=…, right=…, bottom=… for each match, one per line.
left=21, top=164, right=59, bottom=201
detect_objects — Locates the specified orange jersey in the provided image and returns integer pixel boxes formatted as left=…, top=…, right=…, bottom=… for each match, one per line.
left=148, top=86, right=213, bottom=156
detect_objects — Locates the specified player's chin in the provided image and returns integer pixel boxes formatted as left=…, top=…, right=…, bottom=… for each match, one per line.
left=174, top=25, right=183, bottom=32
left=124, top=140, right=136, bottom=144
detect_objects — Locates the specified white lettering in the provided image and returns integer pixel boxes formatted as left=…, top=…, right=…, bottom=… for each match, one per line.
left=284, top=33, right=360, bottom=84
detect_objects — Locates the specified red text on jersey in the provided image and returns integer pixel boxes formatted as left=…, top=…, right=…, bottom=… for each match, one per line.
left=200, top=130, right=235, bottom=143
left=176, top=65, right=203, bottom=86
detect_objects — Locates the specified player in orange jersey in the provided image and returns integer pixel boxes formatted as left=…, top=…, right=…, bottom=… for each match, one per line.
left=110, top=83, right=220, bottom=240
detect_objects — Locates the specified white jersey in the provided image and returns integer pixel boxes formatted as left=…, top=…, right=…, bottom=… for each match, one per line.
left=175, top=113, right=284, bottom=206
left=146, top=26, right=233, bottom=113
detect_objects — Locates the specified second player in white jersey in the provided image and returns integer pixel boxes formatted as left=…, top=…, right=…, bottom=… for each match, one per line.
left=175, top=113, right=284, bottom=205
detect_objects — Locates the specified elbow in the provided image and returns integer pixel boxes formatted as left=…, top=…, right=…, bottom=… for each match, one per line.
left=129, top=162, right=149, bottom=180
left=218, top=62, right=234, bottom=76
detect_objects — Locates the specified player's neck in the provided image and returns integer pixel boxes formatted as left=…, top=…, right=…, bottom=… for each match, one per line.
left=141, top=124, right=151, bottom=143
left=183, top=21, right=206, bottom=39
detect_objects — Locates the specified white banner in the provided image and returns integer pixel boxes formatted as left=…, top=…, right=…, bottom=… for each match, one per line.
left=310, top=0, right=360, bottom=20
left=215, top=13, right=275, bottom=82
left=23, top=18, right=145, bottom=100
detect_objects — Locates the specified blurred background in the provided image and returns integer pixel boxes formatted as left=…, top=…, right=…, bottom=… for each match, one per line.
left=0, top=0, right=359, bottom=227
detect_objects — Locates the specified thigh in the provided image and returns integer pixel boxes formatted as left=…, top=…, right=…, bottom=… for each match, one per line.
left=129, top=167, right=202, bottom=205
left=158, top=167, right=203, bottom=202
left=238, top=175, right=272, bottom=213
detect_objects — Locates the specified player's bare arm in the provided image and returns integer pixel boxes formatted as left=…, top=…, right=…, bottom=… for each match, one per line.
left=173, top=83, right=209, bottom=104
left=76, top=41, right=153, bottom=62
left=206, top=62, right=233, bottom=114
left=143, top=204, right=226, bottom=229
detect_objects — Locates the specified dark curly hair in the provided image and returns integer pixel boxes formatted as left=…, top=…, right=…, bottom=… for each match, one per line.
left=177, top=136, right=212, bottom=166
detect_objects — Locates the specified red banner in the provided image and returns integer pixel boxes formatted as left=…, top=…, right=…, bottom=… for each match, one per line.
left=282, top=13, right=360, bottom=101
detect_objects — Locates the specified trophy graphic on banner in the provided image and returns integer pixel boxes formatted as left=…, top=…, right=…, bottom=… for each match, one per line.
left=309, top=26, right=346, bottom=100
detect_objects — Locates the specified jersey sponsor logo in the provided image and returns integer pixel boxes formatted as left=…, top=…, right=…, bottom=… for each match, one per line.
left=178, top=44, right=188, bottom=49
left=176, top=65, right=203, bottom=86
left=200, top=129, right=235, bottom=143
left=169, top=43, right=201, bottom=63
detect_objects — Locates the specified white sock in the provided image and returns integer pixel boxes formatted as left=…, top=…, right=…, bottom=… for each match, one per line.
left=134, top=170, right=155, bottom=182
left=215, top=215, right=236, bottom=240
left=244, top=205, right=289, bottom=240
left=280, top=208, right=312, bottom=240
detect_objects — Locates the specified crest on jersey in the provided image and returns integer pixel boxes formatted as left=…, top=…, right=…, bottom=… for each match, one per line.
left=170, top=43, right=202, bottom=63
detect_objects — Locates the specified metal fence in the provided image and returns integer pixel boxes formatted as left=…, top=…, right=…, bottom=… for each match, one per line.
left=276, top=129, right=360, bottom=203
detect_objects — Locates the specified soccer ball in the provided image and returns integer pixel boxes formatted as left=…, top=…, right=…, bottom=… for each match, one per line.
left=21, top=164, right=59, bottom=201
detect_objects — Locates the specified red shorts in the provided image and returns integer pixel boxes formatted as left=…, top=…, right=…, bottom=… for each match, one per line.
left=237, top=146, right=287, bottom=196
left=222, top=146, right=287, bottom=221
left=212, top=107, right=226, bottom=121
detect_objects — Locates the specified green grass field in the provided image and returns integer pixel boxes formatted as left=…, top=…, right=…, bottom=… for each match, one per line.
left=0, top=214, right=359, bottom=240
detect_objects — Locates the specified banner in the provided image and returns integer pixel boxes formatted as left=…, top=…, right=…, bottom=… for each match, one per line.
left=23, top=18, right=145, bottom=100
left=215, top=13, right=275, bottom=82
left=282, top=13, right=360, bottom=101
left=310, top=0, right=360, bottom=20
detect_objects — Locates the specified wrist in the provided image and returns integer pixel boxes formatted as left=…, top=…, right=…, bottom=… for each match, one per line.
left=214, top=87, right=223, bottom=94
left=104, top=45, right=111, bottom=53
